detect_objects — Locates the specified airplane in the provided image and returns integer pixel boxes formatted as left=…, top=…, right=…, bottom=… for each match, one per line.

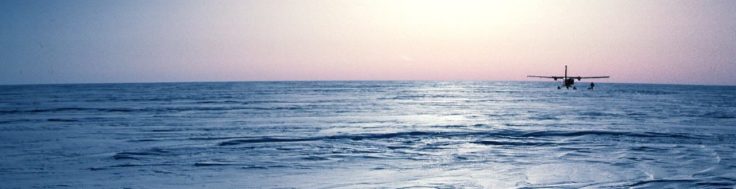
left=527, top=65, right=609, bottom=90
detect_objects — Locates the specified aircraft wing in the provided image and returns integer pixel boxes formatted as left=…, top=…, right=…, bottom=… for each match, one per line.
left=527, top=75, right=564, bottom=80
left=577, top=76, right=610, bottom=79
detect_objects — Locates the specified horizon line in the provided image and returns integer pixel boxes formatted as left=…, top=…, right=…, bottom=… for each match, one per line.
left=1, top=79, right=734, bottom=87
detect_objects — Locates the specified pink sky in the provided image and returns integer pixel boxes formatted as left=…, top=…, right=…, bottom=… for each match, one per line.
left=2, top=0, right=736, bottom=85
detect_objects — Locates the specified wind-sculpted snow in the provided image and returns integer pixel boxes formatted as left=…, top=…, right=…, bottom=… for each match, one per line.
left=0, top=81, right=735, bottom=188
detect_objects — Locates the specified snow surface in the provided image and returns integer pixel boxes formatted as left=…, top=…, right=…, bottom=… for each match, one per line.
left=1, top=81, right=735, bottom=188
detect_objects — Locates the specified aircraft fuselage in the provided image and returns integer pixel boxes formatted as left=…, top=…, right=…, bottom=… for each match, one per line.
left=564, top=78, right=575, bottom=88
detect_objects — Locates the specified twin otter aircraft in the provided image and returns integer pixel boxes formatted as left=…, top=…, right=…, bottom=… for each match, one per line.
left=528, top=65, right=610, bottom=89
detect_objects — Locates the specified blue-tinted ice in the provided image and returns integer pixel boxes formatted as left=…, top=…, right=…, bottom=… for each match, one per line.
left=1, top=81, right=735, bottom=188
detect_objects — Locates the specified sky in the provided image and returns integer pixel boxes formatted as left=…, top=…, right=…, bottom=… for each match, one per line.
left=1, top=0, right=735, bottom=85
